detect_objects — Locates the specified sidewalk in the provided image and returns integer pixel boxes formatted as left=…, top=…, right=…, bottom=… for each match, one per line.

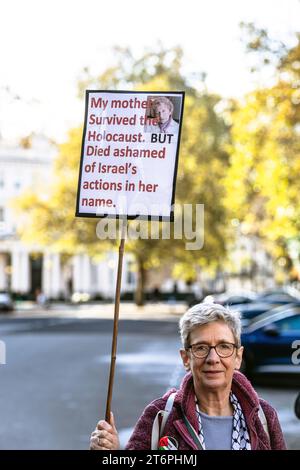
left=4, top=301, right=188, bottom=321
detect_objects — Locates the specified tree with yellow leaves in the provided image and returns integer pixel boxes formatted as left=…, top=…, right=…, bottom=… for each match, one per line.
left=224, top=25, right=300, bottom=279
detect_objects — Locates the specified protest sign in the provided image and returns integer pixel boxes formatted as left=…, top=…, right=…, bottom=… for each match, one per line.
left=76, top=90, right=184, bottom=220
left=75, top=90, right=184, bottom=425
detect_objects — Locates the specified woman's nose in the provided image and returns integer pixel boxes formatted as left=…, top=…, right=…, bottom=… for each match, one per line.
left=205, top=348, right=220, bottom=362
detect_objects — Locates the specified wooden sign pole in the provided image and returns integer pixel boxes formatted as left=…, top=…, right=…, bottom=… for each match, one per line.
left=105, top=219, right=127, bottom=423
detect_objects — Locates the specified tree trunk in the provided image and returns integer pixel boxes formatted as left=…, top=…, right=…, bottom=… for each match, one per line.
left=135, top=258, right=146, bottom=306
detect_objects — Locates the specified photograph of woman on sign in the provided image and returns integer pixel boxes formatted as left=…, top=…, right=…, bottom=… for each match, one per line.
left=144, top=96, right=180, bottom=134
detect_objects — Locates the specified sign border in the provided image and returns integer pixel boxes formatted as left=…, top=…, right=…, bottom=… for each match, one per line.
left=75, top=90, right=185, bottom=221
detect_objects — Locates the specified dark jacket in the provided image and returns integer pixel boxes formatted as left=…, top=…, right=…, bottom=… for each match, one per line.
left=125, top=371, right=287, bottom=450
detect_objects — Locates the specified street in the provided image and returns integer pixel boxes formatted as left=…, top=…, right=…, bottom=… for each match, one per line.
left=0, top=316, right=299, bottom=449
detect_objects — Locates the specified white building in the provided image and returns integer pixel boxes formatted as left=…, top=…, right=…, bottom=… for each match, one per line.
left=0, top=137, right=136, bottom=300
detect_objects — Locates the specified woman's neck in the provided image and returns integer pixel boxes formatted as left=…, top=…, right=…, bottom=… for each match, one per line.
left=195, top=389, right=233, bottom=416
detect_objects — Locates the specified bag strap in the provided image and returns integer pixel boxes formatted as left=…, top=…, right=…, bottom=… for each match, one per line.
left=161, top=392, right=176, bottom=434
left=258, top=403, right=270, bottom=443
left=151, top=392, right=176, bottom=450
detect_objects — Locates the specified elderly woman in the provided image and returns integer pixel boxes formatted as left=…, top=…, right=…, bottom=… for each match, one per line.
left=90, top=302, right=286, bottom=450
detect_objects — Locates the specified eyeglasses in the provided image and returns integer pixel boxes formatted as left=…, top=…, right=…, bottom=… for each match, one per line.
left=186, top=342, right=237, bottom=359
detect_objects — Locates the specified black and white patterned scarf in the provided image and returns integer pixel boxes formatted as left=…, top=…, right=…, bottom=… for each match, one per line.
left=195, top=392, right=251, bottom=450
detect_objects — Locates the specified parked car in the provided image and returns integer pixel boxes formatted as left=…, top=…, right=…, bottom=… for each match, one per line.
left=256, top=288, right=288, bottom=297
left=255, top=292, right=299, bottom=305
left=231, top=302, right=279, bottom=327
left=0, top=292, right=14, bottom=312
left=241, top=305, right=300, bottom=377
left=205, top=291, right=257, bottom=306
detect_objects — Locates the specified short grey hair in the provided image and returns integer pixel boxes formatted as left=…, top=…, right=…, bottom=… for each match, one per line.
left=152, top=96, right=174, bottom=114
left=179, top=302, right=242, bottom=349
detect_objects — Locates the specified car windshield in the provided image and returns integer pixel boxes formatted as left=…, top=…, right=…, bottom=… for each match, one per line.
left=245, top=306, right=300, bottom=332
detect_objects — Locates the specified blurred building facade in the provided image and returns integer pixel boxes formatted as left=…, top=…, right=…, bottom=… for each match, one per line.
left=0, top=136, right=53, bottom=297
left=0, top=137, right=137, bottom=300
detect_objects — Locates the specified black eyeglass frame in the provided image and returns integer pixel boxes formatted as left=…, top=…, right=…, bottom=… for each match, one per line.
left=186, top=342, right=238, bottom=359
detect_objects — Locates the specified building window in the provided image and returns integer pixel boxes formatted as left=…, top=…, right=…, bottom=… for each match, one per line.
left=91, top=262, right=98, bottom=287
left=0, top=207, right=4, bottom=222
left=126, top=260, right=135, bottom=285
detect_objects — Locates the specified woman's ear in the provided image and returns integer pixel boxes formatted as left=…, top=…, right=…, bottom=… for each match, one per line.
left=180, top=349, right=191, bottom=371
left=235, top=346, right=244, bottom=370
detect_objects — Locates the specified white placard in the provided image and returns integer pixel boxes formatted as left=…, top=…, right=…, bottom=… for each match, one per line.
left=76, top=90, right=184, bottom=220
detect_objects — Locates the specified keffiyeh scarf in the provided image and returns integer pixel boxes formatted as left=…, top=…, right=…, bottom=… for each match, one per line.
left=195, top=392, right=251, bottom=450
